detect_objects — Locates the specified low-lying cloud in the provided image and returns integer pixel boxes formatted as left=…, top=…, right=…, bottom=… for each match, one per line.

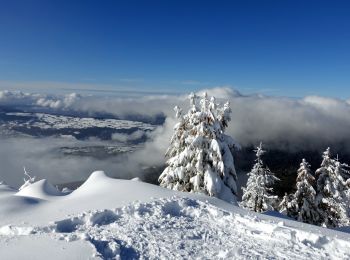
left=2, top=87, right=347, bottom=151
left=1, top=87, right=350, bottom=187
left=111, top=130, right=145, bottom=142
left=0, top=137, right=137, bottom=188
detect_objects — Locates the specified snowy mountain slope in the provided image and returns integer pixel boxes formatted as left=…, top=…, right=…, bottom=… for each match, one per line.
left=1, top=171, right=350, bottom=259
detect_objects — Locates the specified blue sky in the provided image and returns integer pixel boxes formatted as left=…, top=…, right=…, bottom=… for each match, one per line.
left=0, top=0, right=349, bottom=97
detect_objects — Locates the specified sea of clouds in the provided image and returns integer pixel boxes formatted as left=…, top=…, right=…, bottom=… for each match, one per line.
left=1, top=87, right=350, bottom=187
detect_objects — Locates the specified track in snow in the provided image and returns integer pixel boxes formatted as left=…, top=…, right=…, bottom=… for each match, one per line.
left=1, top=197, right=350, bottom=259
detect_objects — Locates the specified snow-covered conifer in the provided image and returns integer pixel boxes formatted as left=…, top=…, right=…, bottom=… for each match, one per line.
left=241, top=143, right=279, bottom=212
left=19, top=167, right=36, bottom=190
left=289, top=159, right=321, bottom=224
left=315, top=148, right=349, bottom=227
left=158, top=92, right=240, bottom=203
left=279, top=193, right=293, bottom=215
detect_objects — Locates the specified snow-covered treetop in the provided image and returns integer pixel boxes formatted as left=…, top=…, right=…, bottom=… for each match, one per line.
left=189, top=92, right=197, bottom=109
left=317, top=147, right=350, bottom=179
left=296, top=159, right=315, bottom=184
left=320, top=147, right=332, bottom=167
left=174, top=105, right=182, bottom=119
left=200, top=92, right=209, bottom=112
left=254, top=142, right=265, bottom=164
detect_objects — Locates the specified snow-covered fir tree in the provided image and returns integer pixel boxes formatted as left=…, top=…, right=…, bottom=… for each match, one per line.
left=315, top=148, right=349, bottom=227
left=19, top=167, right=36, bottom=191
left=288, top=159, right=321, bottom=224
left=278, top=193, right=294, bottom=216
left=158, top=92, right=240, bottom=203
left=241, top=143, right=279, bottom=212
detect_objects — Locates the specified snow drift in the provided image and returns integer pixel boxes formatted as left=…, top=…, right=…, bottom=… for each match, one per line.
left=1, top=171, right=350, bottom=259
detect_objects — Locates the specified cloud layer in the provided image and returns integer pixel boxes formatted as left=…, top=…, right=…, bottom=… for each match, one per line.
left=1, top=87, right=350, bottom=187
left=0, top=137, right=136, bottom=188
left=2, top=87, right=349, bottom=151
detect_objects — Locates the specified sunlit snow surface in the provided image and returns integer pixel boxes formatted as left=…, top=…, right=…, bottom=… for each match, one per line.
left=1, top=171, right=350, bottom=259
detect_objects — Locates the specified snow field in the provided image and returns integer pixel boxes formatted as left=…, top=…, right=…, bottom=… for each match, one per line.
left=1, top=171, right=350, bottom=259
left=2, top=197, right=350, bottom=259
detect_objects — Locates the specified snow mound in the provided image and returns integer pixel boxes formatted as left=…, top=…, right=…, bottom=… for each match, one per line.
left=71, top=170, right=108, bottom=194
left=86, top=170, right=107, bottom=181
left=15, top=179, right=63, bottom=200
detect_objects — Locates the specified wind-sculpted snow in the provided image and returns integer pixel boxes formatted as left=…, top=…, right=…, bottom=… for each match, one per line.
left=16, top=179, right=65, bottom=199
left=1, top=172, right=350, bottom=259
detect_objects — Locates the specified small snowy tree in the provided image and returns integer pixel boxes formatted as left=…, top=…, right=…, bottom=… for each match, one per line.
left=241, top=143, right=279, bottom=212
left=315, top=148, right=349, bottom=227
left=278, top=193, right=298, bottom=217
left=19, top=167, right=36, bottom=190
left=288, top=159, right=321, bottom=224
left=158, top=92, right=240, bottom=203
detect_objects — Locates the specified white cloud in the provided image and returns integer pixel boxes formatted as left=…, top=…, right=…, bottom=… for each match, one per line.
left=2, top=87, right=350, bottom=152
left=35, top=93, right=81, bottom=109
left=0, top=137, right=132, bottom=188
left=112, top=130, right=145, bottom=142
left=0, top=90, right=82, bottom=110
left=1, top=87, right=350, bottom=187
